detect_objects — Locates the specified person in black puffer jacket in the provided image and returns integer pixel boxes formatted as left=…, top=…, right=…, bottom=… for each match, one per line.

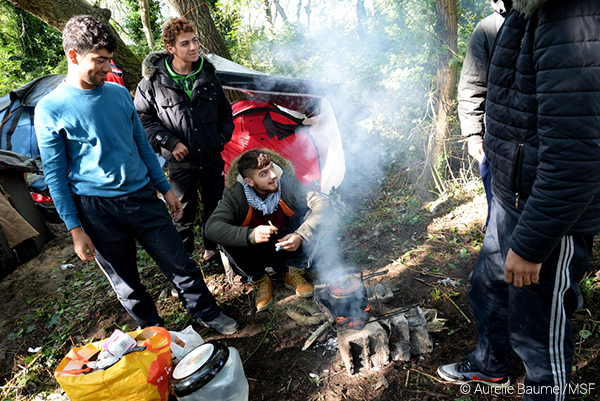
left=438, top=1, right=600, bottom=398
left=458, top=1, right=507, bottom=224
left=134, top=17, right=234, bottom=259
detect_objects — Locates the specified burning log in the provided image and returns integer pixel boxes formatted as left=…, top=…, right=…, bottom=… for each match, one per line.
left=302, top=321, right=332, bottom=351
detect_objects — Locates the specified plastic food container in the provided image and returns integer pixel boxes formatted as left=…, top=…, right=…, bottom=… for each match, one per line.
left=169, top=341, right=248, bottom=401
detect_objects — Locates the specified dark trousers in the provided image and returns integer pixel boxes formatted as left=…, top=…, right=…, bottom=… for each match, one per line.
left=169, top=160, right=225, bottom=254
left=74, top=183, right=220, bottom=328
left=480, top=154, right=493, bottom=226
left=468, top=198, right=591, bottom=400
left=220, top=235, right=310, bottom=282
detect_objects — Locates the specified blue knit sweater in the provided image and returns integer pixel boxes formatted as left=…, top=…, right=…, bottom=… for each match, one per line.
left=35, top=81, right=171, bottom=231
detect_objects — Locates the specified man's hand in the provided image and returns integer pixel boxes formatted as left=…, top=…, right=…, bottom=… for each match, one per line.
left=172, top=142, right=189, bottom=162
left=276, top=233, right=302, bottom=252
left=505, top=248, right=542, bottom=287
left=164, top=189, right=183, bottom=220
left=70, top=226, right=96, bottom=261
left=468, top=142, right=485, bottom=163
left=254, top=225, right=278, bottom=243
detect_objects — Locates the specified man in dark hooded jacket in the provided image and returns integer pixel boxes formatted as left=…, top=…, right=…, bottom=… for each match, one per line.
left=458, top=1, right=506, bottom=222
left=438, top=0, right=600, bottom=399
left=134, top=17, right=234, bottom=259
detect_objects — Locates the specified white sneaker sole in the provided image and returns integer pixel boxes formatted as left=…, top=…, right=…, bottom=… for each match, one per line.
left=437, top=366, right=510, bottom=388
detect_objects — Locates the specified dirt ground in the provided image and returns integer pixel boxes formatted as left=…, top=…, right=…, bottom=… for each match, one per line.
left=1, top=179, right=599, bottom=401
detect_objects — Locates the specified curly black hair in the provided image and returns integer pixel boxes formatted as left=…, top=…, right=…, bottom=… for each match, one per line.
left=62, top=15, right=118, bottom=56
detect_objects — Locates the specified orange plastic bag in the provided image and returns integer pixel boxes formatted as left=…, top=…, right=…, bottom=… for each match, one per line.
left=54, top=327, right=172, bottom=401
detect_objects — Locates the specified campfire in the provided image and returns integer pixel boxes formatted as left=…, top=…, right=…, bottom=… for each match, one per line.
left=314, top=270, right=387, bottom=330
left=304, top=270, right=434, bottom=375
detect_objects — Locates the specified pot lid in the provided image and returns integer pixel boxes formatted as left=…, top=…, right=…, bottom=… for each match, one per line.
left=172, top=343, right=215, bottom=380
left=329, top=275, right=363, bottom=297
left=170, top=341, right=230, bottom=397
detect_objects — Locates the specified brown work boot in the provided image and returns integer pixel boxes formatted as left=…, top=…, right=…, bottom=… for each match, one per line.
left=254, top=275, right=273, bottom=311
left=285, top=266, right=314, bottom=297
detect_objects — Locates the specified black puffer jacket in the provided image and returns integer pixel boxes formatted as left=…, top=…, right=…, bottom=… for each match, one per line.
left=458, top=11, right=504, bottom=151
left=485, top=0, right=600, bottom=263
left=134, top=51, right=234, bottom=169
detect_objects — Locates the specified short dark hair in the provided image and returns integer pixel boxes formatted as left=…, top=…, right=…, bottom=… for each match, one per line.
left=162, top=17, right=196, bottom=47
left=239, top=150, right=272, bottom=179
left=62, top=15, right=118, bottom=56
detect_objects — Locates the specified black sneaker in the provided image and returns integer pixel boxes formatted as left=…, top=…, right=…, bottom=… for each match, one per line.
left=437, top=358, right=510, bottom=388
left=198, top=312, right=238, bottom=335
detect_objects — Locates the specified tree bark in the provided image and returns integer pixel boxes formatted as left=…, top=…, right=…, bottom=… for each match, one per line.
left=296, top=0, right=303, bottom=21
left=418, top=0, right=458, bottom=199
left=139, top=0, right=155, bottom=49
left=353, top=0, right=365, bottom=42
left=273, top=0, right=287, bottom=23
left=305, top=0, right=311, bottom=33
left=167, top=0, right=231, bottom=60
left=263, top=0, right=273, bottom=29
left=6, top=0, right=143, bottom=92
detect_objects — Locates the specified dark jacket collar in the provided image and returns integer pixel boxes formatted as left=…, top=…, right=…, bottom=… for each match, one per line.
left=512, top=0, right=547, bottom=16
left=141, top=50, right=216, bottom=81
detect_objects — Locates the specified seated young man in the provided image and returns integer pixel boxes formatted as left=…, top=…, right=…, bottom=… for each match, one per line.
left=205, top=148, right=332, bottom=311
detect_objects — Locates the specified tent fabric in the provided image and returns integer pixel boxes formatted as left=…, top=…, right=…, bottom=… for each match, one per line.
left=0, top=151, right=54, bottom=269
left=0, top=226, right=18, bottom=280
left=0, top=149, right=40, bottom=173
left=206, top=53, right=345, bottom=193
left=0, top=74, right=65, bottom=110
left=223, top=98, right=322, bottom=190
left=0, top=170, right=54, bottom=265
left=0, top=191, right=39, bottom=248
left=1, top=74, right=65, bottom=157
left=207, top=54, right=337, bottom=115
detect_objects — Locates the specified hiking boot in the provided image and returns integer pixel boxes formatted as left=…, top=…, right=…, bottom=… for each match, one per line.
left=254, top=275, right=273, bottom=311
left=285, top=266, right=314, bottom=298
left=198, top=312, right=238, bottom=335
left=437, top=358, right=510, bottom=388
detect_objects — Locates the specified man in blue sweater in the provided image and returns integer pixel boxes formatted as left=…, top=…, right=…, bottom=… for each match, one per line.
left=34, top=15, right=237, bottom=335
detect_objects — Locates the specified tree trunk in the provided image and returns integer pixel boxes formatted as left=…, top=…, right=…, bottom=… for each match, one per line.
left=296, top=0, right=303, bottom=21
left=6, top=0, right=143, bottom=92
left=273, top=0, right=287, bottom=23
left=263, top=0, right=273, bottom=29
left=417, top=0, right=458, bottom=199
left=353, top=0, right=365, bottom=42
left=167, top=0, right=231, bottom=60
left=139, top=0, right=155, bottom=49
left=305, top=0, right=311, bottom=33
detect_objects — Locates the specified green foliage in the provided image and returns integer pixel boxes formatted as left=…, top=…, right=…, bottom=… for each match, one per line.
left=209, top=0, right=243, bottom=53
left=175, top=0, right=492, bottom=192
left=121, top=0, right=164, bottom=56
left=0, top=0, right=65, bottom=96
left=580, top=274, right=598, bottom=299
left=211, top=0, right=443, bottom=179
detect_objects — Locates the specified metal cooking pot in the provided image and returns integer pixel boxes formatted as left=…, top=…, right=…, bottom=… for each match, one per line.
left=326, top=273, right=368, bottom=318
